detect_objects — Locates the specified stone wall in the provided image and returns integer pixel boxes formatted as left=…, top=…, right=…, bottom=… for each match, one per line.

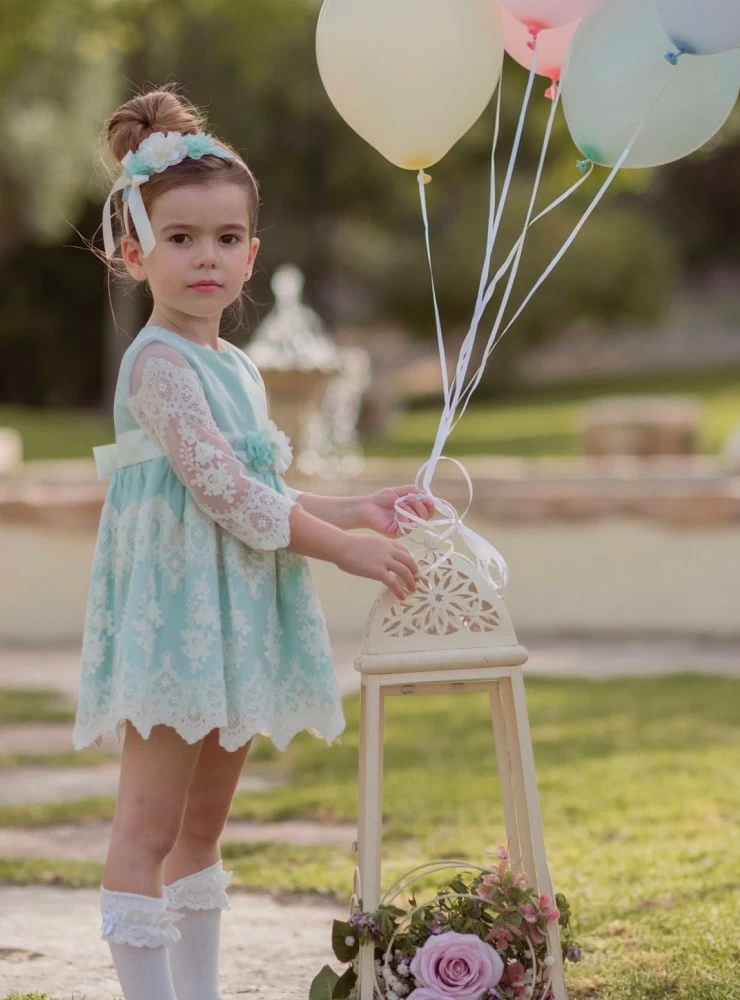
left=2, top=455, right=739, bottom=532
left=1, top=455, right=739, bottom=644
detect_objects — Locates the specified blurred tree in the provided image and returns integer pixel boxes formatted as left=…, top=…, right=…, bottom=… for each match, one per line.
left=650, top=107, right=740, bottom=272
left=0, top=0, right=707, bottom=408
left=0, top=0, right=124, bottom=252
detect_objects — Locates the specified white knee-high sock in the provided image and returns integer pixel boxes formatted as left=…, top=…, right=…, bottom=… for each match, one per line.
left=164, top=859, right=232, bottom=1000
left=100, top=887, right=182, bottom=1000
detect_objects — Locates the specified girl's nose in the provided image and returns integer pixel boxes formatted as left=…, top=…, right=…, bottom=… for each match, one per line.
left=194, top=240, right=219, bottom=266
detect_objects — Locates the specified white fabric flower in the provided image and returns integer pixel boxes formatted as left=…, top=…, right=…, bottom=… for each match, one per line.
left=137, top=131, right=189, bottom=173
left=265, top=419, right=293, bottom=474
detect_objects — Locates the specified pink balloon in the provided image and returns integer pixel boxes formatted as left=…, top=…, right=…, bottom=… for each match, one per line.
left=498, top=0, right=604, bottom=33
left=498, top=3, right=580, bottom=96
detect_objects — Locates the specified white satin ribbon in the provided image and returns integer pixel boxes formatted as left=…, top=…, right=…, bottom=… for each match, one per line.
left=394, top=457, right=509, bottom=593
left=93, top=429, right=248, bottom=480
left=93, top=430, right=167, bottom=479
left=102, top=174, right=156, bottom=259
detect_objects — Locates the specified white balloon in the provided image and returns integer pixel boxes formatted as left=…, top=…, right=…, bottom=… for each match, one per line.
left=561, top=0, right=740, bottom=169
left=655, top=0, right=740, bottom=57
left=316, top=0, right=504, bottom=170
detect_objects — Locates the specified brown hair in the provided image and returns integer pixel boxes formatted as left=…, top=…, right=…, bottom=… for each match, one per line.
left=101, top=84, right=260, bottom=260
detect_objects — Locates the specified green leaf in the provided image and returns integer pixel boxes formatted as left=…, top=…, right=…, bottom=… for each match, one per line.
left=309, top=965, right=340, bottom=1000
left=332, top=921, right=359, bottom=963
left=332, top=967, right=358, bottom=1000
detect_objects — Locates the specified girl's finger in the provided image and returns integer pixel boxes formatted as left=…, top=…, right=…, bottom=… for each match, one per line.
left=383, top=570, right=406, bottom=601
left=390, top=559, right=417, bottom=593
left=396, top=546, right=420, bottom=577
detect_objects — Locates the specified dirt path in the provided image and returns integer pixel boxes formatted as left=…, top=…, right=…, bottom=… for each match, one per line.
left=0, top=884, right=346, bottom=999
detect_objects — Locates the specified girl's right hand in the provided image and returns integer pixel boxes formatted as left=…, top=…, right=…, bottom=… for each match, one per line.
left=334, top=536, right=421, bottom=601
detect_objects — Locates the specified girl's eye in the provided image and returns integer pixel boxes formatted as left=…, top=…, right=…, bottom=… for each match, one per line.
left=167, top=233, right=242, bottom=245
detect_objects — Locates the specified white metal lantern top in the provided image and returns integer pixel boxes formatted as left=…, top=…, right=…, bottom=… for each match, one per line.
left=357, top=542, right=526, bottom=672
left=246, top=264, right=342, bottom=372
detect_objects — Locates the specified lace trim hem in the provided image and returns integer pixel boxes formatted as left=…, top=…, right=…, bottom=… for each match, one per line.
left=73, top=709, right=346, bottom=754
left=165, top=862, right=232, bottom=912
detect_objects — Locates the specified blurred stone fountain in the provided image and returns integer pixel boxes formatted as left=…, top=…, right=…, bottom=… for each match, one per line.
left=244, top=264, right=370, bottom=480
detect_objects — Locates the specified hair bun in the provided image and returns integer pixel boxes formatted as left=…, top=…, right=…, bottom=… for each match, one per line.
left=105, top=86, right=206, bottom=165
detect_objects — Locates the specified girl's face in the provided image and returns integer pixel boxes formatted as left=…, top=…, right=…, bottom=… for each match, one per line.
left=121, top=181, right=260, bottom=321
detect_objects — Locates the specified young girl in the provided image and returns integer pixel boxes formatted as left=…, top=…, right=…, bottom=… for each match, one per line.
left=72, top=86, right=435, bottom=1000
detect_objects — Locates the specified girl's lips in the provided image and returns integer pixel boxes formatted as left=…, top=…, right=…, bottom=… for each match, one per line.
left=190, top=282, right=222, bottom=292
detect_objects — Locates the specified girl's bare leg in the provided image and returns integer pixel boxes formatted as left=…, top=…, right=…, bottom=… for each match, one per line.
left=163, top=728, right=253, bottom=882
left=161, top=730, right=255, bottom=1000
left=103, top=722, right=204, bottom=896
left=99, top=722, right=205, bottom=1000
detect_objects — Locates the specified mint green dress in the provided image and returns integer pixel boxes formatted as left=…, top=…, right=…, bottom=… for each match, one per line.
left=72, top=325, right=346, bottom=752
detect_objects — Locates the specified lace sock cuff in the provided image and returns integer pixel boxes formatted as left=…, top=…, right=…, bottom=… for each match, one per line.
left=100, top=887, right=183, bottom=948
left=164, top=859, right=233, bottom=912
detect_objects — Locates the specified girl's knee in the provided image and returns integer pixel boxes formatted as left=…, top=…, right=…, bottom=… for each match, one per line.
left=111, top=821, right=183, bottom=862
left=178, top=805, right=228, bottom=848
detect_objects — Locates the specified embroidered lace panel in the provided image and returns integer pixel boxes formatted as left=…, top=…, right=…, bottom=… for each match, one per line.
left=128, top=341, right=296, bottom=552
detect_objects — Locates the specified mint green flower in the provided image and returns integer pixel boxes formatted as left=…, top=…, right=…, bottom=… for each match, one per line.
left=121, top=151, right=155, bottom=179
left=243, top=424, right=293, bottom=473
left=244, top=430, right=278, bottom=472
left=183, top=133, right=224, bottom=159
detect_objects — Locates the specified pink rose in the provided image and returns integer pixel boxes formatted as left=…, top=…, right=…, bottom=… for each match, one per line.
left=409, top=931, right=504, bottom=998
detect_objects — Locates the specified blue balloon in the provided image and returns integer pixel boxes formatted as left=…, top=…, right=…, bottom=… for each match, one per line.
left=655, top=0, right=740, bottom=58
left=562, top=0, right=740, bottom=169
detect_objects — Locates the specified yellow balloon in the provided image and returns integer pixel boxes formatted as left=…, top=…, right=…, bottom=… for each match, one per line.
left=316, top=0, right=504, bottom=170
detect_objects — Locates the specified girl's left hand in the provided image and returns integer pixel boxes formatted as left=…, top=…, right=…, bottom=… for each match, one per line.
left=359, top=485, right=436, bottom=539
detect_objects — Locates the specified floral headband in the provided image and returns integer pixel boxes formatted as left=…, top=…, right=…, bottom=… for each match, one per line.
left=102, top=130, right=250, bottom=259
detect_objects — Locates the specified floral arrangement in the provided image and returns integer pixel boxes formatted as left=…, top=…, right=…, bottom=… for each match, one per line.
left=310, top=848, right=580, bottom=1000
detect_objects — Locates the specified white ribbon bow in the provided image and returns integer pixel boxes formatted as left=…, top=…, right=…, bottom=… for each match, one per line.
left=102, top=173, right=157, bottom=260
left=394, top=457, right=509, bottom=593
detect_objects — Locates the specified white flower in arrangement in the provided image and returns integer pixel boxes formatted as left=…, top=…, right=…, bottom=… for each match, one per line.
left=344, top=935, right=356, bottom=947
left=544, top=955, right=555, bottom=966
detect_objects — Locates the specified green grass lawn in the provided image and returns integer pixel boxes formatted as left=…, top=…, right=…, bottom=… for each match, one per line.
left=3, top=365, right=740, bottom=462
left=0, top=689, right=75, bottom=725
left=2, top=675, right=740, bottom=998
left=366, top=366, right=740, bottom=460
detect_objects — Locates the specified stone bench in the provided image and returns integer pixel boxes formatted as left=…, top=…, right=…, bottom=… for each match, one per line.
left=0, top=428, right=23, bottom=477
left=1, top=455, right=738, bottom=530
left=581, top=397, right=701, bottom=457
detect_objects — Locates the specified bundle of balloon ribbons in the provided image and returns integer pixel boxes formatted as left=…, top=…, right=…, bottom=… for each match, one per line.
left=317, top=0, right=740, bottom=594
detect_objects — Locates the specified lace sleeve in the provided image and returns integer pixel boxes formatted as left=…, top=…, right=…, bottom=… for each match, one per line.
left=127, top=341, right=297, bottom=551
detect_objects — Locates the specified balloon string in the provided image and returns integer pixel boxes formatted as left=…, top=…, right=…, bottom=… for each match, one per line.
left=450, top=160, right=593, bottom=422
left=451, top=80, right=563, bottom=429
left=416, top=168, right=451, bottom=421
left=422, top=45, right=540, bottom=496
left=443, top=82, right=502, bottom=447
left=475, top=82, right=504, bottom=309
left=470, top=79, right=672, bottom=372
